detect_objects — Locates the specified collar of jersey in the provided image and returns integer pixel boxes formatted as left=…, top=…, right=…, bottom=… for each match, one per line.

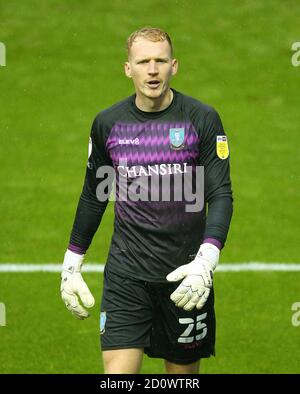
left=130, top=88, right=177, bottom=120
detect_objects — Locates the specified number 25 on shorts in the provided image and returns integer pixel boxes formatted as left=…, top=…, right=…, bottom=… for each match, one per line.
left=178, top=312, right=207, bottom=343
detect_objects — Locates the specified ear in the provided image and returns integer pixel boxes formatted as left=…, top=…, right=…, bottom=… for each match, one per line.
left=171, top=58, right=178, bottom=76
left=124, top=61, right=132, bottom=78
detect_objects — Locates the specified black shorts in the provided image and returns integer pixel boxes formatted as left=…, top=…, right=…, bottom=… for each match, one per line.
left=100, top=266, right=216, bottom=365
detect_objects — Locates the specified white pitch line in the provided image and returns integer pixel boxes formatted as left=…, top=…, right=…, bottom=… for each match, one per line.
left=216, top=263, right=300, bottom=272
left=0, top=264, right=104, bottom=273
left=0, top=263, right=300, bottom=272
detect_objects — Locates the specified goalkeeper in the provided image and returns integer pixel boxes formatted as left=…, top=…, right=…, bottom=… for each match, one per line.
left=61, top=27, right=233, bottom=374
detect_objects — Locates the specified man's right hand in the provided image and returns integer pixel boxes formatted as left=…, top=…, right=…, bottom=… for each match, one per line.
left=60, top=250, right=95, bottom=320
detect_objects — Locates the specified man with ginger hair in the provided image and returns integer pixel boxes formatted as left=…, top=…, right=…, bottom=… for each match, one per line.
left=61, top=27, right=233, bottom=374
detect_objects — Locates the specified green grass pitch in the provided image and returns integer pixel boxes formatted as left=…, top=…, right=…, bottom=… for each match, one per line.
left=1, top=272, right=300, bottom=373
left=1, top=0, right=300, bottom=373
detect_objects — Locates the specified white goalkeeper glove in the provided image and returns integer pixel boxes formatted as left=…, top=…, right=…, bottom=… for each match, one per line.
left=166, top=243, right=220, bottom=311
left=60, top=249, right=95, bottom=320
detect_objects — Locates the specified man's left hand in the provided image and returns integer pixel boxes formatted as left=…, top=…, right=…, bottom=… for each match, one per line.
left=166, top=243, right=220, bottom=311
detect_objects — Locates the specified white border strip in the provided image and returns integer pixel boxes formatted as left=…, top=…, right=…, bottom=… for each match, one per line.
left=0, top=263, right=300, bottom=273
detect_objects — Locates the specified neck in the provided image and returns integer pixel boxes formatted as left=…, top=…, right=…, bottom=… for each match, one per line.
left=135, top=88, right=173, bottom=112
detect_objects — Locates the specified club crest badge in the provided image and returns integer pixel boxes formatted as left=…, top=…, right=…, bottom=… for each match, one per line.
left=100, top=312, right=107, bottom=335
left=169, top=128, right=185, bottom=150
left=216, top=135, right=229, bottom=159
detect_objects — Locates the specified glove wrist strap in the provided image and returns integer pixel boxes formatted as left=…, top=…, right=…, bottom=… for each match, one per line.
left=196, top=242, right=220, bottom=271
left=62, top=249, right=84, bottom=273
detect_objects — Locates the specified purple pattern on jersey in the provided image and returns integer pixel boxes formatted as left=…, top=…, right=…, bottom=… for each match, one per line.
left=106, top=121, right=199, bottom=167
left=106, top=121, right=202, bottom=226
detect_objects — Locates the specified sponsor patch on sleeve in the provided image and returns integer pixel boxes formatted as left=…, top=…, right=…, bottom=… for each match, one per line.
left=216, top=135, right=229, bottom=159
left=88, top=136, right=92, bottom=158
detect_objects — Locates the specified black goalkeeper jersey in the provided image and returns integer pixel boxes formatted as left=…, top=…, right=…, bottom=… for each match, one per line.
left=69, top=89, right=233, bottom=282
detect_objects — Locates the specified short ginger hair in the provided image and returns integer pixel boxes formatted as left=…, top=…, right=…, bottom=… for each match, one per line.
left=126, top=27, right=173, bottom=57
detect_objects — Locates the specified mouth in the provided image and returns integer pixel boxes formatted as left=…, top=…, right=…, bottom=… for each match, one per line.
left=146, top=80, right=161, bottom=89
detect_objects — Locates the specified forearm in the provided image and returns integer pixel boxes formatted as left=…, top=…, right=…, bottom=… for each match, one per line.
left=69, top=188, right=108, bottom=253
left=203, top=195, right=233, bottom=248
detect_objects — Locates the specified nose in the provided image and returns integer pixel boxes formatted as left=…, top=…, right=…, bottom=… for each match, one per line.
left=147, top=60, right=158, bottom=75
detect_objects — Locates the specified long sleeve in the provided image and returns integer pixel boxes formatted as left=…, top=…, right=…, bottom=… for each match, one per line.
left=68, top=115, right=113, bottom=253
left=199, top=109, right=233, bottom=247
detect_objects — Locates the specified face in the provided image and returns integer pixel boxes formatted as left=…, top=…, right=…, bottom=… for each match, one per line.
left=124, top=37, right=178, bottom=100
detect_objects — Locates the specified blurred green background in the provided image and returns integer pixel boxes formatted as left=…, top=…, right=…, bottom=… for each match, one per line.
left=0, top=0, right=300, bottom=373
